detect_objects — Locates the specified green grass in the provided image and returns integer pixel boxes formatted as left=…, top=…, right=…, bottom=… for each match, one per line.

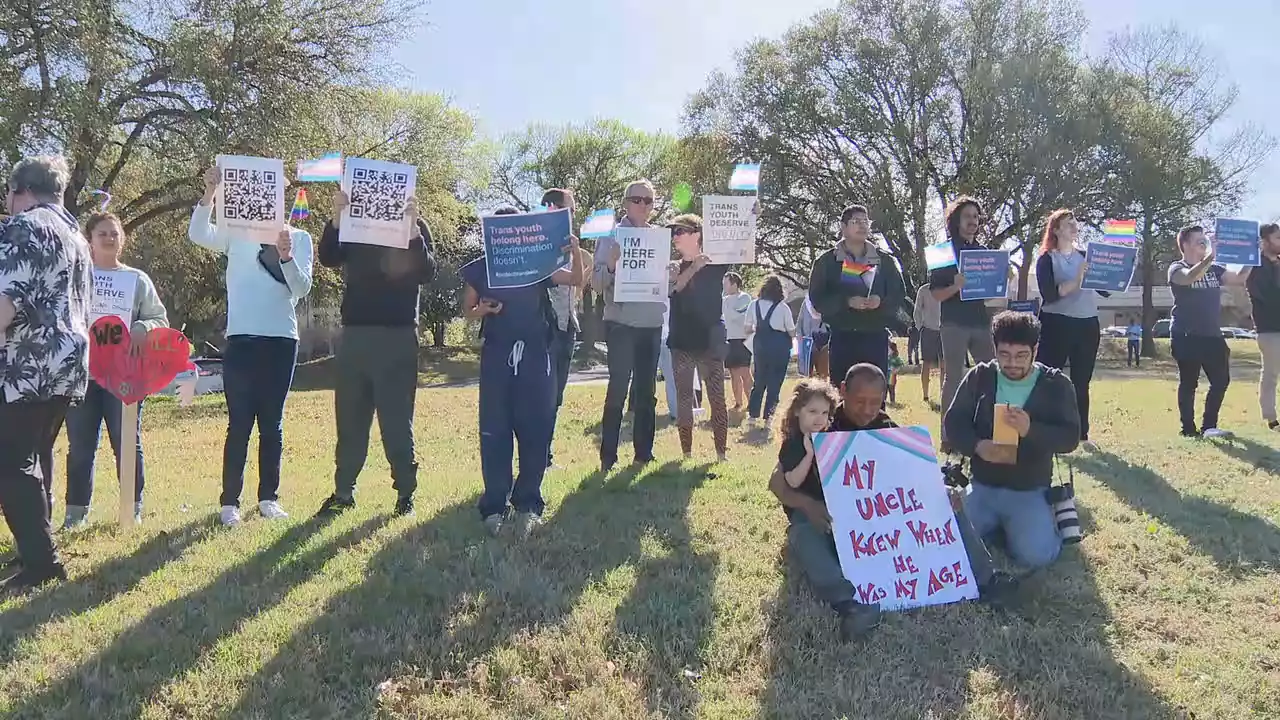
left=1, top=374, right=1279, bottom=719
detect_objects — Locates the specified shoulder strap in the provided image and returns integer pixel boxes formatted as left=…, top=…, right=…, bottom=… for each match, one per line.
left=763, top=300, right=781, bottom=327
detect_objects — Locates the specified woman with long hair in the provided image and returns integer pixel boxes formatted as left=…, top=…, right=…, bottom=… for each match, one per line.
left=62, top=213, right=169, bottom=528
left=746, top=275, right=796, bottom=430
left=722, top=271, right=753, bottom=410
left=1034, top=209, right=1102, bottom=448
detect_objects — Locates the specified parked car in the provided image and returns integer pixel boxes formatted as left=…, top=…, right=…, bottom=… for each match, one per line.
left=1102, top=325, right=1128, bottom=338
left=1221, top=327, right=1258, bottom=340
left=1152, top=318, right=1172, bottom=338
left=160, top=355, right=224, bottom=397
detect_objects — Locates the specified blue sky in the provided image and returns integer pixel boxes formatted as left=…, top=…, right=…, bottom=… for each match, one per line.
left=395, top=0, right=1278, bottom=220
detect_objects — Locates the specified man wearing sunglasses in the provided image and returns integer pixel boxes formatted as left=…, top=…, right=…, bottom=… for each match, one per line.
left=592, top=179, right=666, bottom=471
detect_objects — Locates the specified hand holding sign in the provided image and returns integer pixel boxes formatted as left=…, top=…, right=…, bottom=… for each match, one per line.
left=276, top=229, right=293, bottom=262
left=89, top=317, right=193, bottom=404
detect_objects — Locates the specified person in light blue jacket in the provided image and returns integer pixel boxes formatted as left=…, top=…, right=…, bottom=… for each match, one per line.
left=190, top=166, right=314, bottom=527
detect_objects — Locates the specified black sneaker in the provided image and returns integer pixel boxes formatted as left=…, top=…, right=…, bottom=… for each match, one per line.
left=1180, top=428, right=1200, bottom=438
left=1268, top=420, right=1279, bottom=431
left=1, top=564, right=67, bottom=596
left=835, top=601, right=882, bottom=642
left=315, top=495, right=355, bottom=518
left=393, top=496, right=415, bottom=517
left=978, top=571, right=1022, bottom=611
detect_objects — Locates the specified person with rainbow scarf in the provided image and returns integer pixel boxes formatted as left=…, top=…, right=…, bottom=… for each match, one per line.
left=806, top=204, right=905, bottom=386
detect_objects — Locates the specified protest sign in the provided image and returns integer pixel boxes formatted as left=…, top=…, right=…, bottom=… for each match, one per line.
left=796, top=336, right=814, bottom=376
left=1008, top=299, right=1040, bottom=314
left=613, top=227, right=669, bottom=303
left=91, top=269, right=136, bottom=324
left=702, top=195, right=757, bottom=264
left=924, top=241, right=957, bottom=271
left=1082, top=242, right=1138, bottom=292
left=812, top=426, right=979, bottom=610
left=340, top=158, right=417, bottom=248
left=215, top=155, right=285, bottom=245
left=482, top=208, right=572, bottom=289
left=958, top=249, right=1009, bottom=301
left=1213, top=218, right=1261, bottom=266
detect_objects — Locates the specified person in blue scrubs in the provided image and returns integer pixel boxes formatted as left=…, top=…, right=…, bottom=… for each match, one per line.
left=460, top=207, right=582, bottom=539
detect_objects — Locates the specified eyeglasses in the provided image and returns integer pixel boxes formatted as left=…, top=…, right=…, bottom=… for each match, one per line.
left=672, top=227, right=697, bottom=236
left=626, top=196, right=654, bottom=205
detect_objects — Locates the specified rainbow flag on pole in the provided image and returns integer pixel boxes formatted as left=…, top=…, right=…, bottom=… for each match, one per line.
left=1102, top=219, right=1138, bottom=243
left=729, top=163, right=761, bottom=192
left=842, top=258, right=873, bottom=281
left=290, top=188, right=310, bottom=222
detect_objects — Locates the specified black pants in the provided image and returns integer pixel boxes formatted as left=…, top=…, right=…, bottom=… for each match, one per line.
left=1035, top=313, right=1099, bottom=440
left=1171, top=333, right=1230, bottom=434
left=333, top=326, right=419, bottom=501
left=0, top=398, right=69, bottom=572
left=600, top=322, right=661, bottom=467
left=221, top=335, right=297, bottom=508
left=828, top=329, right=889, bottom=388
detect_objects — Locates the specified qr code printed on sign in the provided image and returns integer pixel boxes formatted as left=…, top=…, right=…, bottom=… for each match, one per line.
left=349, top=168, right=409, bottom=222
left=222, top=168, right=279, bottom=222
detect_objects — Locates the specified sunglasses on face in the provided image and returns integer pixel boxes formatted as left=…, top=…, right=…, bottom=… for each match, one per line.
left=626, top=196, right=654, bottom=205
left=672, top=227, right=697, bottom=237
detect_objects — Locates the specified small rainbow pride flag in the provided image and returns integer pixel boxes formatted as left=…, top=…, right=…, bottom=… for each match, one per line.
left=290, top=188, right=309, bottom=223
left=1102, top=219, right=1138, bottom=243
left=842, top=258, right=872, bottom=281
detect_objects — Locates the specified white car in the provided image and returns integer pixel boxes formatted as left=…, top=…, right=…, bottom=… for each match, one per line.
left=1221, top=327, right=1258, bottom=340
left=160, top=357, right=225, bottom=397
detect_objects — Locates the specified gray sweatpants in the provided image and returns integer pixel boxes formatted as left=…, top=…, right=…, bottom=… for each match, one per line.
left=333, top=325, right=420, bottom=500
left=940, top=323, right=996, bottom=429
left=1258, top=333, right=1280, bottom=422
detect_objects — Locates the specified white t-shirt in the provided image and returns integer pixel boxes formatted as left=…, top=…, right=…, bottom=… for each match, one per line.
left=745, top=299, right=796, bottom=334
left=722, top=292, right=752, bottom=340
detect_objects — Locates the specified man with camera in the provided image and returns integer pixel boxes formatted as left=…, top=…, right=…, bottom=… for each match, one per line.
left=944, top=311, right=1080, bottom=569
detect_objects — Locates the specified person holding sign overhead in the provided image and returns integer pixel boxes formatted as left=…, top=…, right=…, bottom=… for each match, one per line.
left=807, top=204, right=905, bottom=385
left=0, top=155, right=91, bottom=593
left=665, top=213, right=730, bottom=461
left=313, top=188, right=436, bottom=519
left=190, top=165, right=314, bottom=527
left=593, top=179, right=666, bottom=472
left=1246, top=223, right=1280, bottom=431
left=62, top=212, right=169, bottom=529
left=1034, top=209, right=1104, bottom=449
left=1167, top=225, right=1251, bottom=438
left=944, top=311, right=1080, bottom=569
left=930, top=197, right=996, bottom=449
left=460, top=207, right=582, bottom=538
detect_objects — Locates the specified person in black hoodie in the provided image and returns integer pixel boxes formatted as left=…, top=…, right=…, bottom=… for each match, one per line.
left=314, top=190, right=437, bottom=518
left=769, top=365, right=1019, bottom=642
left=944, top=311, right=1080, bottom=569
left=1247, top=222, right=1280, bottom=430
left=808, top=204, right=906, bottom=385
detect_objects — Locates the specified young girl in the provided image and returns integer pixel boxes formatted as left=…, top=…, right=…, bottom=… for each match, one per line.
left=887, top=341, right=904, bottom=405
left=774, top=378, right=882, bottom=642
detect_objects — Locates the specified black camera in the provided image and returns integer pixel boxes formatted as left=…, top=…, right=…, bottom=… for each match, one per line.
left=941, top=459, right=971, bottom=489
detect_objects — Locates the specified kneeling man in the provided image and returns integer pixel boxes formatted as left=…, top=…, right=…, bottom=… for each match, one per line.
left=944, top=310, right=1080, bottom=569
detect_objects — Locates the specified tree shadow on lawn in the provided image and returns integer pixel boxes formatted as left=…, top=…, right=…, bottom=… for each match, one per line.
left=0, top=518, right=217, bottom=669
left=760, top=506, right=1188, bottom=719
left=1072, top=450, right=1280, bottom=575
left=4, top=516, right=388, bottom=720
left=1205, top=434, right=1280, bottom=477
left=226, top=460, right=718, bottom=718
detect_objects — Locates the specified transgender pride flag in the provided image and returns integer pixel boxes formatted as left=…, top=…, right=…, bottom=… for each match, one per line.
left=296, top=152, right=343, bottom=182
left=729, top=163, right=761, bottom=192
left=580, top=209, right=616, bottom=238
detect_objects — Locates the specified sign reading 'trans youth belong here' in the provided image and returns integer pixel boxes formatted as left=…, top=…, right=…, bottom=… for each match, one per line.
left=481, top=208, right=572, bottom=289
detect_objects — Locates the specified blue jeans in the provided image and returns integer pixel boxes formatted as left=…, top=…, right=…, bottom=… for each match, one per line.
left=221, top=335, right=298, bottom=508
left=749, top=340, right=790, bottom=421
left=65, top=381, right=145, bottom=506
left=548, top=326, right=576, bottom=464
left=963, top=482, right=1061, bottom=569
left=478, top=339, right=555, bottom=518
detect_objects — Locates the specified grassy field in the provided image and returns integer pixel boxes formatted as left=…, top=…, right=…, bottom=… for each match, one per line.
left=1, top=372, right=1278, bottom=719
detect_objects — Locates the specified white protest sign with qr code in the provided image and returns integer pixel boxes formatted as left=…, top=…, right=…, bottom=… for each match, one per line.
left=340, top=158, right=417, bottom=249
left=214, top=155, right=285, bottom=245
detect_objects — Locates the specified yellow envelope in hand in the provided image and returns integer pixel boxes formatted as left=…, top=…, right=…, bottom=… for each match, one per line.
left=993, top=403, right=1020, bottom=446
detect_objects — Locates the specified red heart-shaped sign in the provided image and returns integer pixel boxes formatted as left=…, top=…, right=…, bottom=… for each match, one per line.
left=88, top=317, right=193, bottom=404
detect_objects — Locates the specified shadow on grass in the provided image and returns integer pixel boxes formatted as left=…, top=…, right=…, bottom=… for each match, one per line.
left=0, top=518, right=217, bottom=669
left=225, top=460, right=718, bottom=718
left=1072, top=449, right=1280, bottom=575
left=1207, top=434, right=1280, bottom=477
left=760, top=505, right=1187, bottom=719
left=5, top=516, right=389, bottom=720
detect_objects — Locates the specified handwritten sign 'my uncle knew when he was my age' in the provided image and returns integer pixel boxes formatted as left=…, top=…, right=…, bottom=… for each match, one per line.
left=812, top=426, right=979, bottom=611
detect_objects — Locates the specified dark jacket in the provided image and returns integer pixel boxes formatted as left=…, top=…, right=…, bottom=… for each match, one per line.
left=808, top=239, right=905, bottom=333
left=943, top=361, right=1079, bottom=491
left=318, top=218, right=437, bottom=327
left=1246, top=254, right=1280, bottom=334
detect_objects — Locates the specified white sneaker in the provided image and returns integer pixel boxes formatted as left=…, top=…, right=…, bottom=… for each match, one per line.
left=1202, top=428, right=1232, bottom=439
left=258, top=500, right=289, bottom=520
left=220, top=505, right=242, bottom=526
